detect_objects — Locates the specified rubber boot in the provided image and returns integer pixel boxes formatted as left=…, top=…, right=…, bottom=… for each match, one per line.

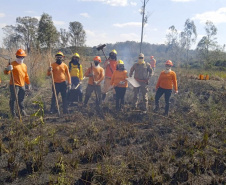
left=154, top=105, right=159, bottom=112
left=84, top=95, right=90, bottom=106
left=116, top=98, right=120, bottom=111
left=102, top=93, right=106, bottom=101
left=10, top=100, right=16, bottom=118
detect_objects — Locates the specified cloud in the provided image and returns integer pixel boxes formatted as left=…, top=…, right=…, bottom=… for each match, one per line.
left=24, top=10, right=35, bottom=14
left=34, top=16, right=41, bottom=20
left=0, top=13, right=5, bottom=18
left=113, top=22, right=143, bottom=28
left=130, top=2, right=137, bottom=6
left=0, top=23, right=6, bottom=28
left=53, top=20, right=65, bottom=26
left=85, top=29, right=96, bottom=37
left=79, top=0, right=134, bottom=7
left=171, top=0, right=195, bottom=2
left=80, top=13, right=90, bottom=18
left=192, top=7, right=226, bottom=24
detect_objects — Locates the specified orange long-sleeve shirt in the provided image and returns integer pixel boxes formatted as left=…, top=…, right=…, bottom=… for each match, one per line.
left=4, top=61, right=30, bottom=87
left=103, top=59, right=117, bottom=78
left=84, top=66, right=104, bottom=85
left=150, top=59, right=156, bottom=68
left=47, top=62, right=71, bottom=84
left=110, top=70, right=128, bottom=88
left=156, top=71, right=178, bottom=91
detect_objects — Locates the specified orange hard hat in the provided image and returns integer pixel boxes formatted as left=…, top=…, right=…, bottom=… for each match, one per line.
left=93, top=56, right=101, bottom=63
left=16, top=49, right=26, bottom=57
left=151, top=56, right=154, bottom=59
left=165, top=60, right=173, bottom=66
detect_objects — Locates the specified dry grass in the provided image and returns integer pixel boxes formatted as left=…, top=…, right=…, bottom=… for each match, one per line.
left=0, top=55, right=225, bottom=184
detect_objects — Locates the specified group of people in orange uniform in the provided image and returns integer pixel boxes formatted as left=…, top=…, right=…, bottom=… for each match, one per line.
left=3, top=48, right=178, bottom=118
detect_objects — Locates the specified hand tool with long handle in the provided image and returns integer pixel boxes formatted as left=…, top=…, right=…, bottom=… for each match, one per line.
left=9, top=59, right=22, bottom=122
left=0, top=54, right=22, bottom=122
left=96, top=44, right=114, bottom=74
left=49, top=62, right=60, bottom=117
left=91, top=63, right=99, bottom=107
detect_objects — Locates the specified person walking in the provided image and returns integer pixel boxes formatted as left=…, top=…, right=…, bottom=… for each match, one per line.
left=150, top=56, right=156, bottom=72
left=154, top=60, right=178, bottom=116
left=102, top=49, right=118, bottom=101
left=47, top=51, right=71, bottom=114
left=110, top=60, right=128, bottom=111
left=4, top=49, right=31, bottom=117
left=84, top=56, right=104, bottom=106
left=68, top=52, right=83, bottom=105
left=129, top=53, right=153, bottom=113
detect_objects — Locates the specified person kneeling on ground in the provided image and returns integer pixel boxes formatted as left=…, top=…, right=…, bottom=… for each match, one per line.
left=154, top=60, right=178, bottom=117
left=110, top=60, right=128, bottom=111
left=47, top=51, right=71, bottom=114
left=84, top=56, right=104, bottom=107
left=4, top=49, right=31, bottom=117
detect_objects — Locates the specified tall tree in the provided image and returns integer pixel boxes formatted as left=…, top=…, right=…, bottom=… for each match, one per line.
left=180, top=19, right=197, bottom=68
left=2, top=25, right=22, bottom=51
left=15, top=16, right=39, bottom=53
left=140, top=0, right=149, bottom=53
left=196, top=20, right=217, bottom=67
left=165, top=25, right=180, bottom=62
left=59, top=28, right=70, bottom=48
left=68, top=21, right=86, bottom=48
left=38, top=13, right=59, bottom=49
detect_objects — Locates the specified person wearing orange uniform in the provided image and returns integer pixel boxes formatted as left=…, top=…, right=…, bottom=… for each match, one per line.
left=84, top=56, right=105, bottom=106
left=110, top=60, right=128, bottom=111
left=154, top=60, right=178, bottom=116
left=102, top=49, right=117, bottom=101
left=150, top=56, right=156, bottom=72
left=47, top=51, right=71, bottom=114
left=4, top=49, right=30, bottom=117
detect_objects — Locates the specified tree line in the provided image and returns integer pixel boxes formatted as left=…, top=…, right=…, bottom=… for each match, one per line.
left=1, top=13, right=226, bottom=70
left=2, top=13, right=86, bottom=54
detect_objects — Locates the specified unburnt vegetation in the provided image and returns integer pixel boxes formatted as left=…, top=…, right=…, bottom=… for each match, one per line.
left=0, top=65, right=225, bottom=184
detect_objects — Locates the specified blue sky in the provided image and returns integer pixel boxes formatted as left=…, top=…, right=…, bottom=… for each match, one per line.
left=0, top=0, right=226, bottom=49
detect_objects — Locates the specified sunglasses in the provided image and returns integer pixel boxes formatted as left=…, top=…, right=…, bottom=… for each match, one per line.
left=17, top=56, right=24, bottom=59
left=139, top=57, right=144, bottom=59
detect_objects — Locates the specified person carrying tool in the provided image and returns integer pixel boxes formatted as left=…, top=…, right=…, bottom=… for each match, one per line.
left=150, top=56, right=156, bottom=72
left=102, top=49, right=118, bottom=101
left=4, top=49, right=30, bottom=117
left=129, top=53, right=153, bottom=113
left=68, top=53, right=83, bottom=105
left=47, top=51, right=71, bottom=114
left=154, top=60, right=178, bottom=116
left=84, top=56, right=104, bottom=106
left=110, top=60, right=128, bottom=111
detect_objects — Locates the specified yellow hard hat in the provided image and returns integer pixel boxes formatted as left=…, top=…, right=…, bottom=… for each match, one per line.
left=117, top=60, right=124, bottom=65
left=55, top=51, right=64, bottom=56
left=73, top=53, right=80, bottom=58
left=111, top=49, right=117, bottom=55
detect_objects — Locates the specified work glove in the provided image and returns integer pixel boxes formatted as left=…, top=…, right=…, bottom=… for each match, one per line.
left=48, top=66, right=52, bottom=72
left=28, top=84, right=32, bottom=90
left=68, top=84, right=71, bottom=90
left=175, top=90, right=178, bottom=94
left=94, top=81, right=98, bottom=85
left=119, top=81, right=125, bottom=85
left=5, top=65, right=13, bottom=71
